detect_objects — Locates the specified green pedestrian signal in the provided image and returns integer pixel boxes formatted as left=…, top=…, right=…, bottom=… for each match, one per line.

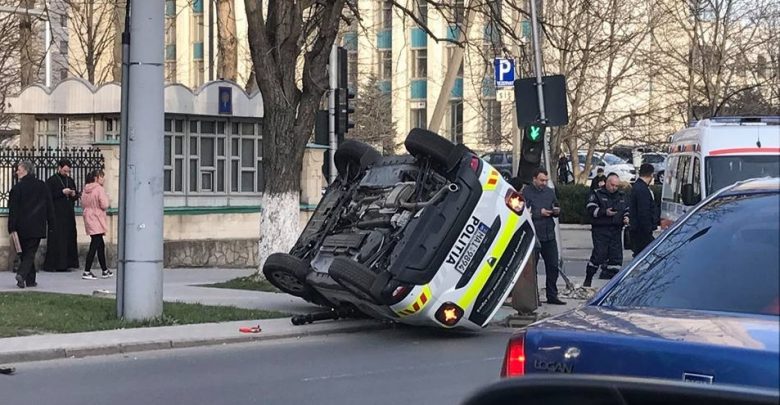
left=526, top=125, right=545, bottom=141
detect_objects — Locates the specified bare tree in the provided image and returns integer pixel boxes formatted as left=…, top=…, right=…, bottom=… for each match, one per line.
left=0, top=7, right=20, bottom=133
left=61, top=0, right=119, bottom=84
left=652, top=0, right=780, bottom=122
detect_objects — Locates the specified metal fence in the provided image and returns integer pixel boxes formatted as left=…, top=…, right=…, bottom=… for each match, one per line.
left=0, top=147, right=105, bottom=209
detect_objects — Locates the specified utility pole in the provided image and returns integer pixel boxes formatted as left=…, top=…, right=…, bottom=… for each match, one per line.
left=328, top=45, right=338, bottom=183
left=428, top=3, right=473, bottom=134
left=117, top=0, right=165, bottom=320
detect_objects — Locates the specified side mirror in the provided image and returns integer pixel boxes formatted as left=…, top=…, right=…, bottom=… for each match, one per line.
left=681, top=184, right=700, bottom=206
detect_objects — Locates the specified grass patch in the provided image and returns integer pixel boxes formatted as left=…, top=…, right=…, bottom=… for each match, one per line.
left=0, top=292, right=288, bottom=338
left=203, top=275, right=280, bottom=293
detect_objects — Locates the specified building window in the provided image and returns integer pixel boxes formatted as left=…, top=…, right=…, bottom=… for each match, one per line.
left=381, top=0, right=393, bottom=30
left=485, top=99, right=502, bottom=145
left=59, top=69, right=68, bottom=80
left=415, top=0, right=428, bottom=25
left=59, top=40, right=68, bottom=57
left=412, top=107, right=427, bottom=129
left=449, top=101, right=464, bottom=144
left=164, top=118, right=262, bottom=194
left=453, top=0, right=465, bottom=25
left=104, top=118, right=120, bottom=141
left=379, top=50, right=392, bottom=80
left=165, top=0, right=176, bottom=16
left=36, top=118, right=60, bottom=148
left=412, top=49, right=427, bottom=78
left=60, top=14, right=67, bottom=28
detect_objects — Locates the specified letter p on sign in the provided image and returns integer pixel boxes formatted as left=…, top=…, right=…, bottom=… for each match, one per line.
left=494, top=58, right=515, bottom=87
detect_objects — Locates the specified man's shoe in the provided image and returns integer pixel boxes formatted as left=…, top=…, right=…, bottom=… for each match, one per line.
left=547, top=297, right=566, bottom=305
left=82, top=272, right=97, bottom=280
left=15, top=274, right=25, bottom=289
left=101, top=270, right=114, bottom=279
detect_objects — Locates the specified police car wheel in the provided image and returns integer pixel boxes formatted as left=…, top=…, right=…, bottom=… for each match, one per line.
left=329, top=257, right=380, bottom=304
left=334, top=140, right=381, bottom=178
left=263, top=253, right=329, bottom=306
left=405, top=128, right=457, bottom=170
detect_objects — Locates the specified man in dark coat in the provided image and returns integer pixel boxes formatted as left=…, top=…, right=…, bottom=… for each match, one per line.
left=629, top=163, right=659, bottom=257
left=44, top=159, right=80, bottom=271
left=584, top=173, right=629, bottom=286
left=521, top=168, right=566, bottom=305
left=8, top=160, right=55, bottom=288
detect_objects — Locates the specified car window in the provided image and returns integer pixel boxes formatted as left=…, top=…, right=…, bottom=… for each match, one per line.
left=602, top=154, right=626, bottom=165
left=600, top=192, right=780, bottom=316
left=644, top=154, right=665, bottom=164
left=488, top=154, right=504, bottom=165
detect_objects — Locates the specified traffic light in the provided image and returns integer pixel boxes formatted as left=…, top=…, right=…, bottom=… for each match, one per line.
left=521, top=124, right=545, bottom=164
left=515, top=124, right=546, bottom=184
left=335, top=87, right=355, bottom=138
left=334, top=46, right=355, bottom=138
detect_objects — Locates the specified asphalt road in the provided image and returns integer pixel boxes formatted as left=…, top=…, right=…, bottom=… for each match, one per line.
left=0, top=327, right=514, bottom=405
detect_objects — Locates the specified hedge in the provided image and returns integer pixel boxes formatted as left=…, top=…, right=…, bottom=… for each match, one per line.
left=554, top=183, right=662, bottom=224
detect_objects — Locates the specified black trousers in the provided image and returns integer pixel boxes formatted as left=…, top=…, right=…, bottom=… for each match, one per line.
left=535, top=239, right=560, bottom=300
left=18, top=238, right=41, bottom=285
left=630, top=231, right=655, bottom=257
left=85, top=234, right=107, bottom=272
left=587, top=226, right=623, bottom=277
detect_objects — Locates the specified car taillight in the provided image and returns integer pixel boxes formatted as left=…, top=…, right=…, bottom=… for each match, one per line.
left=501, top=333, right=526, bottom=378
left=504, top=190, right=525, bottom=215
left=470, top=156, right=480, bottom=172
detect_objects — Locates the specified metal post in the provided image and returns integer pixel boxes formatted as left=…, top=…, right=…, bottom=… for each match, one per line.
left=44, top=20, right=51, bottom=87
left=328, top=45, right=338, bottom=183
left=529, top=0, right=570, bottom=288
left=119, top=0, right=165, bottom=320
left=116, top=0, right=131, bottom=317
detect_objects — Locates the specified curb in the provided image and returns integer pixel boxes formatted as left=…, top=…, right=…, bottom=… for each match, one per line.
left=0, top=320, right=390, bottom=365
left=559, top=224, right=591, bottom=230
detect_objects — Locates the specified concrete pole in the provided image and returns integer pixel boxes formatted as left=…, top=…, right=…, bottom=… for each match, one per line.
left=328, top=45, right=338, bottom=183
left=44, top=20, right=51, bottom=88
left=120, top=0, right=165, bottom=320
left=428, top=4, right=473, bottom=134
left=116, top=0, right=131, bottom=318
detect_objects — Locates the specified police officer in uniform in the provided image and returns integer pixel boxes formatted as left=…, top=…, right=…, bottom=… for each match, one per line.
left=584, top=173, right=629, bottom=287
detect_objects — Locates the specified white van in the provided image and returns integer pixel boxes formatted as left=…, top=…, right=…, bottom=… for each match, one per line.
left=661, top=116, right=780, bottom=223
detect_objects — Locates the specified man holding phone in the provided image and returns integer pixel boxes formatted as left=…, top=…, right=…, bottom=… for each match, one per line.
left=521, top=168, right=565, bottom=305
left=584, top=173, right=629, bottom=286
left=44, top=159, right=80, bottom=272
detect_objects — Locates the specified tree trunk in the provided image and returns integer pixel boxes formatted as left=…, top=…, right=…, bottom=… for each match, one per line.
left=112, top=0, right=126, bottom=82
left=216, top=0, right=238, bottom=81
left=19, top=0, right=37, bottom=147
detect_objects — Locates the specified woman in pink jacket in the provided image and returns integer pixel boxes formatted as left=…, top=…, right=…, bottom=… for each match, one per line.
left=81, top=169, right=112, bottom=280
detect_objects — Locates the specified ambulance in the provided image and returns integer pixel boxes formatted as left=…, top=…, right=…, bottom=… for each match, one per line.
left=661, top=116, right=780, bottom=223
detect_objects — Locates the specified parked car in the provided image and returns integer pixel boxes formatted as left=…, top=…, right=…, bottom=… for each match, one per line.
left=500, top=177, right=779, bottom=390
left=481, top=151, right=513, bottom=180
left=568, top=152, right=637, bottom=183
left=264, top=129, right=537, bottom=330
left=640, top=152, right=667, bottom=183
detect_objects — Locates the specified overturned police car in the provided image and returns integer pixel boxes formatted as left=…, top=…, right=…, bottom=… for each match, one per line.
left=263, top=129, right=537, bottom=330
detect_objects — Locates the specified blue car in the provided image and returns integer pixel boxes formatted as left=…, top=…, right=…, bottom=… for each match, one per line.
left=501, top=178, right=780, bottom=390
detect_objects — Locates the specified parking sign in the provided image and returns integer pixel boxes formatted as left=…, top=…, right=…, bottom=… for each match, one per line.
left=494, top=58, right=515, bottom=87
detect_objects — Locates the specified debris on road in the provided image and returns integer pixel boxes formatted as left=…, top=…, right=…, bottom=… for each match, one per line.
left=0, top=366, right=15, bottom=375
left=239, top=325, right=262, bottom=334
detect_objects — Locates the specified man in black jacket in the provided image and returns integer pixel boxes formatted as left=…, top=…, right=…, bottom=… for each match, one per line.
left=584, top=173, right=629, bottom=286
left=44, top=159, right=80, bottom=272
left=521, top=168, right=565, bottom=305
left=629, top=163, right=659, bottom=256
left=590, top=167, right=606, bottom=190
left=8, top=160, right=55, bottom=288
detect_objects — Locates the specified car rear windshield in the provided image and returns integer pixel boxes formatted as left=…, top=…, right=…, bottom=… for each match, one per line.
left=600, top=192, right=779, bottom=316
left=706, top=155, right=780, bottom=194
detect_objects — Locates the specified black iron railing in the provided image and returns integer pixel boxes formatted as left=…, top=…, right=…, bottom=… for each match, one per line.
left=0, top=147, right=105, bottom=209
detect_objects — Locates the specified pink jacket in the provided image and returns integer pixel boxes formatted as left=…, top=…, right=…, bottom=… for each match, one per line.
left=82, top=183, right=109, bottom=235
